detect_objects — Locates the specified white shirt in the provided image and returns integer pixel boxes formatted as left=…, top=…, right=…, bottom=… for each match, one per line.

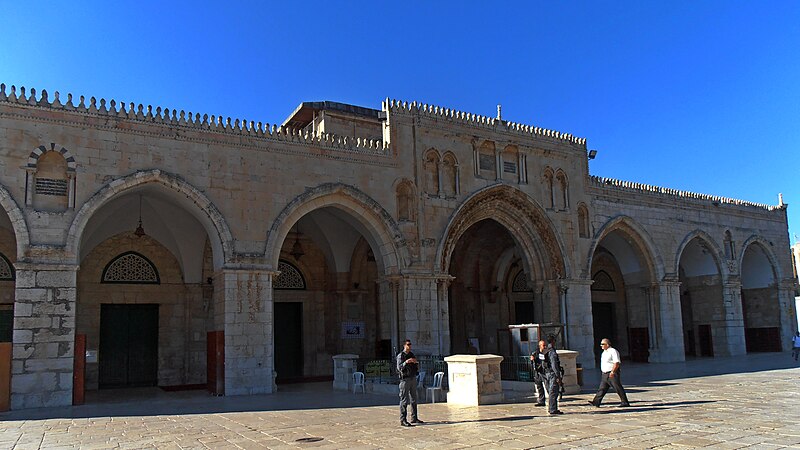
left=793, top=335, right=800, bottom=348
left=600, top=347, right=621, bottom=373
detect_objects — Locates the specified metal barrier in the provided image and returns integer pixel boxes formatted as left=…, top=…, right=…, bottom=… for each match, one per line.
left=356, top=355, right=448, bottom=388
left=500, top=356, right=536, bottom=381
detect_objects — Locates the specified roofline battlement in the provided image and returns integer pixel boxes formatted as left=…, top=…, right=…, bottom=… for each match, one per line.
left=0, top=84, right=390, bottom=155
left=590, top=175, right=782, bottom=212
left=383, top=98, right=587, bottom=147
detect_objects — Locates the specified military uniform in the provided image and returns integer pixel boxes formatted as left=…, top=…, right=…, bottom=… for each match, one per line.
left=396, top=349, right=420, bottom=425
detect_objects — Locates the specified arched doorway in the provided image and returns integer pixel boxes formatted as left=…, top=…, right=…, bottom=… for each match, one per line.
left=73, top=181, right=227, bottom=391
left=273, top=207, right=388, bottom=382
left=0, top=208, right=17, bottom=380
left=447, top=219, right=547, bottom=356
left=677, top=235, right=724, bottom=357
left=589, top=219, right=659, bottom=363
left=741, top=241, right=782, bottom=352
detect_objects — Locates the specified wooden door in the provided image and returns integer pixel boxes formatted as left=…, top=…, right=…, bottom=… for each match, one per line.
left=274, top=302, right=303, bottom=382
left=99, top=304, right=159, bottom=388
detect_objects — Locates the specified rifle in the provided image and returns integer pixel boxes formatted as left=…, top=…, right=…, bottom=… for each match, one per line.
left=557, top=363, right=565, bottom=401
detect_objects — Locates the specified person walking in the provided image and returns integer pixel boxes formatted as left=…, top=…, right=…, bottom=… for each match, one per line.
left=529, top=339, right=547, bottom=407
left=543, top=335, right=564, bottom=415
left=396, top=339, right=423, bottom=426
left=792, top=332, right=800, bottom=361
left=588, top=338, right=630, bottom=408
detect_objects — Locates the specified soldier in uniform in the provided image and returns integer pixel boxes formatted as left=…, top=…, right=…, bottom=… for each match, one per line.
left=396, top=339, right=424, bottom=426
left=544, top=335, right=564, bottom=415
left=529, top=339, right=548, bottom=407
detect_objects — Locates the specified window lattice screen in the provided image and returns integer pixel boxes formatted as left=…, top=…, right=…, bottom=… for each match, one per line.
left=274, top=260, right=306, bottom=289
left=512, top=271, right=532, bottom=292
left=102, top=252, right=160, bottom=284
left=0, top=254, right=13, bottom=280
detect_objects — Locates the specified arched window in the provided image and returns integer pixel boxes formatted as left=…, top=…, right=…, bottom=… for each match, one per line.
left=591, top=270, right=615, bottom=291
left=275, top=260, right=306, bottom=289
left=511, top=271, right=532, bottom=292
left=101, top=251, right=160, bottom=284
left=0, top=252, right=14, bottom=281
left=577, top=203, right=590, bottom=238
left=423, top=149, right=440, bottom=196
left=556, top=170, right=569, bottom=210
left=33, top=151, right=70, bottom=212
left=441, top=152, right=458, bottom=197
left=477, top=141, right=496, bottom=179
left=396, top=180, right=416, bottom=221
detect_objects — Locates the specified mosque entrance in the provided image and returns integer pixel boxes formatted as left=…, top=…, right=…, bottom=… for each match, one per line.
left=98, top=304, right=159, bottom=388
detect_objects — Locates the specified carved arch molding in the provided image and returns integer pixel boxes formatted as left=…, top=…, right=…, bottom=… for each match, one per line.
left=441, top=186, right=566, bottom=278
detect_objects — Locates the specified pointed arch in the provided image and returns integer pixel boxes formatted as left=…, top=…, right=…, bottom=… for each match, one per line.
left=65, top=169, right=234, bottom=269
left=265, top=183, right=408, bottom=274
left=0, top=183, right=30, bottom=259
left=585, top=215, right=665, bottom=281
left=739, top=235, right=782, bottom=281
left=436, top=184, right=569, bottom=279
left=675, top=229, right=726, bottom=278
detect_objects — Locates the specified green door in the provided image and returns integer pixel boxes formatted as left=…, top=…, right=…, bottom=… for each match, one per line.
left=99, top=304, right=159, bottom=388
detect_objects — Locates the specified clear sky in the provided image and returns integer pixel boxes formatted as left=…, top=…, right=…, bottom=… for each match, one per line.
left=2, top=1, right=799, bottom=242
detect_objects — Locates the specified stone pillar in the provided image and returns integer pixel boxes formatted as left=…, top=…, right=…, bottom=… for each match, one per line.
left=220, top=267, right=275, bottom=396
left=719, top=278, right=746, bottom=356
left=444, top=354, right=503, bottom=405
left=649, top=279, right=685, bottom=363
left=332, top=354, right=359, bottom=391
left=778, top=279, right=798, bottom=351
left=398, top=275, right=439, bottom=355
left=12, top=263, right=78, bottom=409
left=560, top=279, right=594, bottom=369
left=557, top=350, right=580, bottom=394
left=435, top=276, right=453, bottom=356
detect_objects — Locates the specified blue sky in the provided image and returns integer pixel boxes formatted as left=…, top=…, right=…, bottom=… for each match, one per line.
left=2, top=1, right=799, bottom=241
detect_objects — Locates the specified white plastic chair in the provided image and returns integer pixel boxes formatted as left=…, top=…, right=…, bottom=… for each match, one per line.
left=353, top=371, right=365, bottom=394
left=427, top=371, right=445, bottom=403
left=416, top=370, right=427, bottom=387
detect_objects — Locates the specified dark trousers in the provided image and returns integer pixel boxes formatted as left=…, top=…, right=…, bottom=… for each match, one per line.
left=544, top=373, right=560, bottom=413
left=399, top=377, right=418, bottom=421
left=793, top=347, right=800, bottom=360
left=533, top=373, right=546, bottom=405
left=591, top=371, right=629, bottom=406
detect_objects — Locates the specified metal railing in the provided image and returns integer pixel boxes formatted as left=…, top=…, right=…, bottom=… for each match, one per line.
left=356, top=355, right=448, bottom=389
left=500, top=356, right=537, bottom=382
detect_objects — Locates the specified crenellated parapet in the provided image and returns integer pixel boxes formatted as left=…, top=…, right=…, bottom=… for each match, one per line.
left=383, top=98, right=587, bottom=147
left=590, top=175, right=781, bottom=211
left=0, top=84, right=390, bottom=155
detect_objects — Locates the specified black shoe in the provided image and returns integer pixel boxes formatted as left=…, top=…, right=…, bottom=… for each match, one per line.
left=587, top=400, right=599, bottom=407
left=534, top=402, right=546, bottom=407
left=410, top=419, right=424, bottom=424
left=401, top=420, right=412, bottom=427
left=549, top=410, right=564, bottom=415
left=618, top=403, right=631, bottom=407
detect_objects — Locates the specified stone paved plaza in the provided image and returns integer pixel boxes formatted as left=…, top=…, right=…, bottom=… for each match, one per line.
left=1, top=353, right=799, bottom=449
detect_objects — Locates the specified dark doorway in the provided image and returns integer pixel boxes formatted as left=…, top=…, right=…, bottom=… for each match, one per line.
left=274, top=302, right=303, bottom=382
left=698, top=324, right=714, bottom=356
left=99, top=304, right=158, bottom=388
left=628, top=327, right=650, bottom=362
left=514, top=301, right=534, bottom=324
left=745, top=327, right=781, bottom=352
left=591, top=302, right=616, bottom=362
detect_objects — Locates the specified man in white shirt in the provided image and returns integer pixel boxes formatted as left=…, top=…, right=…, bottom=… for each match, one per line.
left=588, top=338, right=630, bottom=408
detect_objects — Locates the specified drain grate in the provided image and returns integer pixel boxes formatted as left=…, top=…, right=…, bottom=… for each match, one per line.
left=295, top=437, right=324, bottom=443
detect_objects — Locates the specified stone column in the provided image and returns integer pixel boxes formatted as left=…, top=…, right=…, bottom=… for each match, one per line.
left=219, top=267, right=275, bottom=395
left=778, top=279, right=798, bottom=351
left=398, top=275, right=439, bottom=355
left=719, top=278, right=746, bottom=356
left=560, top=279, right=594, bottom=369
left=648, top=279, right=685, bottom=363
left=12, top=263, right=78, bottom=409
left=435, top=276, right=453, bottom=356
left=332, top=354, right=359, bottom=391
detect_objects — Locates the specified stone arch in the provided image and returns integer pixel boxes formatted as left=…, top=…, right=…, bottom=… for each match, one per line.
left=441, top=151, right=458, bottom=196
left=577, top=203, right=590, bottom=238
left=423, top=148, right=440, bottom=195
left=27, top=143, right=77, bottom=170
left=436, top=184, right=569, bottom=279
left=0, top=182, right=30, bottom=259
left=674, top=229, right=726, bottom=278
left=542, top=167, right=555, bottom=209
left=393, top=178, right=416, bottom=222
left=585, top=215, right=665, bottom=282
left=65, top=169, right=234, bottom=269
left=265, top=183, right=408, bottom=274
left=555, top=169, right=569, bottom=210
left=739, top=235, right=782, bottom=281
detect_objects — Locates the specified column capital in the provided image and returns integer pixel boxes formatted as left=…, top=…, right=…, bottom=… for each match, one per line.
left=14, top=262, right=79, bottom=272
left=558, top=278, right=593, bottom=290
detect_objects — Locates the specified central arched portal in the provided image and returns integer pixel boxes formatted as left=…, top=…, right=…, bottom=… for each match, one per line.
left=272, top=206, right=394, bottom=382
left=447, top=219, right=556, bottom=356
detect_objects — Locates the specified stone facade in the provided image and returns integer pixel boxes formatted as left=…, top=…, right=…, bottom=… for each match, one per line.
left=0, top=84, right=795, bottom=409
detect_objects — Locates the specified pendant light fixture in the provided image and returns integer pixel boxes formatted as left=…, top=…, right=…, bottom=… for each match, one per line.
left=134, top=194, right=146, bottom=237
left=290, top=223, right=304, bottom=260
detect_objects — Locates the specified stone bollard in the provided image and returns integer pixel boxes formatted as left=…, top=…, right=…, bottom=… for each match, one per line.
left=557, top=350, right=580, bottom=394
left=444, top=354, right=503, bottom=405
left=332, top=354, right=359, bottom=391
